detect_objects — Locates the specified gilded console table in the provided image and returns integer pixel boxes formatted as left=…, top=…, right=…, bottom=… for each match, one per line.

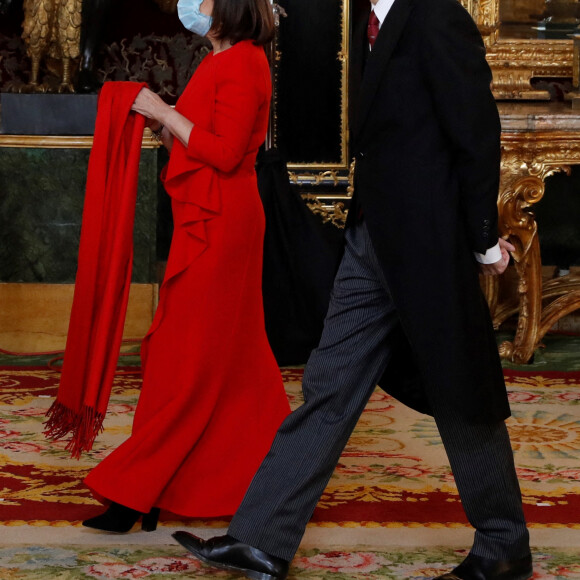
left=489, top=103, right=580, bottom=364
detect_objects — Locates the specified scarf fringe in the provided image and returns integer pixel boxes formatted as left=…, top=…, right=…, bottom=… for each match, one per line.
left=44, top=400, right=105, bottom=459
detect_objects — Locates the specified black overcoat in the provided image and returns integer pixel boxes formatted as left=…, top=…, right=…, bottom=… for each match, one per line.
left=348, top=0, right=510, bottom=422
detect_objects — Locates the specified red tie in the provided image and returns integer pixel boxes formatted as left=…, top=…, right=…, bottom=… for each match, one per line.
left=367, top=10, right=380, bottom=49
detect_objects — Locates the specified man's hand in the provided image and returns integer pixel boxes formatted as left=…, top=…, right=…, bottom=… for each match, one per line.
left=479, top=238, right=515, bottom=276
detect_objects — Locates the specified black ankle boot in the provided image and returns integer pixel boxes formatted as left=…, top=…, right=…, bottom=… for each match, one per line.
left=82, top=502, right=160, bottom=533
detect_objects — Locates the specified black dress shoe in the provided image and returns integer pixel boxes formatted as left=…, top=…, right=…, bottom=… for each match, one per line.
left=435, top=553, right=533, bottom=580
left=172, top=532, right=289, bottom=580
left=82, top=502, right=160, bottom=533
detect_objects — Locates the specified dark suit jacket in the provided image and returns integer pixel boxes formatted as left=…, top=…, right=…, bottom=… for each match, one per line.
left=348, top=0, right=510, bottom=422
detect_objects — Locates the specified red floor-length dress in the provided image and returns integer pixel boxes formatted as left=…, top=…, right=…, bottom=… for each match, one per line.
left=84, top=40, right=290, bottom=517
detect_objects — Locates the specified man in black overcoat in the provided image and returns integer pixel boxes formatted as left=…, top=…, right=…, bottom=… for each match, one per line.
left=173, top=0, right=533, bottom=578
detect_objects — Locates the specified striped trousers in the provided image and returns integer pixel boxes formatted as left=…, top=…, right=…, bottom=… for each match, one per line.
left=229, top=219, right=530, bottom=562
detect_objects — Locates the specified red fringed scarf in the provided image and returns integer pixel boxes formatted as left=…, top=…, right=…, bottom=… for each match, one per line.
left=44, top=81, right=147, bottom=458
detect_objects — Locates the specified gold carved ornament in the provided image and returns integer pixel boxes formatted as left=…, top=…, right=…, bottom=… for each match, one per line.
left=21, top=0, right=82, bottom=92
left=460, top=0, right=574, bottom=99
left=293, top=160, right=356, bottom=229
left=491, top=133, right=580, bottom=363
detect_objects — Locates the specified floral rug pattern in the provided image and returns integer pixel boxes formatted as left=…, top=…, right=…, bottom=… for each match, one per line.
left=0, top=545, right=578, bottom=579
left=1, top=367, right=580, bottom=528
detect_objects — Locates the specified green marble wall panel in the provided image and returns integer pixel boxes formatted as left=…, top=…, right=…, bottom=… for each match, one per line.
left=0, top=147, right=157, bottom=283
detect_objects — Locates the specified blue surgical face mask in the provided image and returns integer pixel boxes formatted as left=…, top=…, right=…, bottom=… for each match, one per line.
left=177, top=0, right=213, bottom=37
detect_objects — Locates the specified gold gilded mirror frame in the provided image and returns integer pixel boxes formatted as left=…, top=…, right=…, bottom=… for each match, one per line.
left=273, top=0, right=352, bottom=227
left=462, top=0, right=574, bottom=99
left=286, top=0, right=350, bottom=177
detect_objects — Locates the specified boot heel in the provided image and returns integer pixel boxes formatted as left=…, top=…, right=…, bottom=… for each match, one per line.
left=141, top=507, right=160, bottom=532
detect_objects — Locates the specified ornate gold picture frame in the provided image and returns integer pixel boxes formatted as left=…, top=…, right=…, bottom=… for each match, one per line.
left=274, top=0, right=351, bottom=192
left=462, top=0, right=574, bottom=99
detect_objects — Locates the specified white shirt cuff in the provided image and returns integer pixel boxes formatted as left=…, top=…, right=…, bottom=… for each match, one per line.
left=474, top=242, right=502, bottom=264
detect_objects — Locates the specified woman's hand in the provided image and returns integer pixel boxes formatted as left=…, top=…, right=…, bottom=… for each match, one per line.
left=132, top=88, right=177, bottom=151
left=131, top=88, right=170, bottom=125
left=131, top=87, right=194, bottom=151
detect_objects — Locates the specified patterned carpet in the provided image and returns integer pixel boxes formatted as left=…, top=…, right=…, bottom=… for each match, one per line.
left=0, top=545, right=578, bottom=579
left=1, top=367, right=580, bottom=529
left=1, top=337, right=580, bottom=577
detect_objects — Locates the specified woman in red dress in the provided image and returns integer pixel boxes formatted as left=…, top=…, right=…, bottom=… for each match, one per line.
left=82, top=0, right=290, bottom=532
